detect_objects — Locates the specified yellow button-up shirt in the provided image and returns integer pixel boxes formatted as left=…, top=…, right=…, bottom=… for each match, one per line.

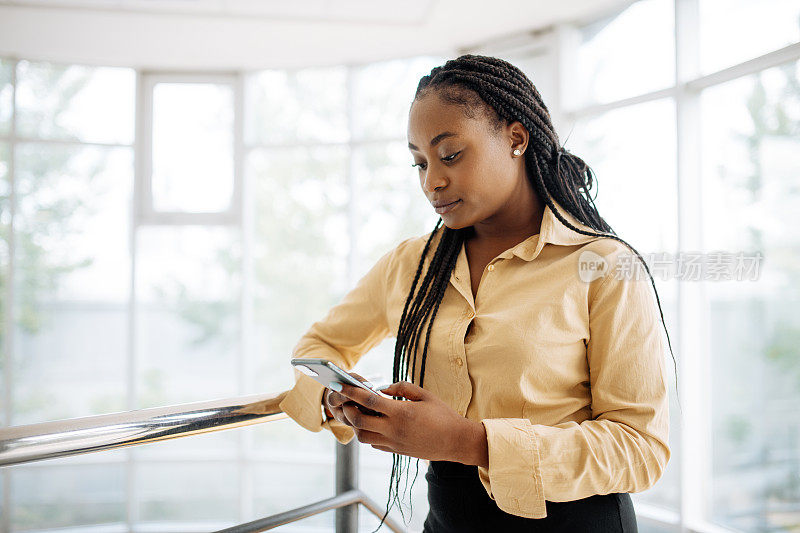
left=278, top=199, right=671, bottom=519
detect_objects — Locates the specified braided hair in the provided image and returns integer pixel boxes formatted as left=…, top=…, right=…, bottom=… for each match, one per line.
left=371, top=54, right=680, bottom=531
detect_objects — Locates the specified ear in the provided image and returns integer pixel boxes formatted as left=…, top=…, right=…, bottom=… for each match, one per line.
left=506, top=120, right=529, bottom=156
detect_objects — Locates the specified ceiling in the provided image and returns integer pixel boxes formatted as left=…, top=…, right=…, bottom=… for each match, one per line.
left=0, top=0, right=634, bottom=70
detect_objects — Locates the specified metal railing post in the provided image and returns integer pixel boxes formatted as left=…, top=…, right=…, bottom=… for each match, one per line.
left=335, top=440, right=359, bottom=532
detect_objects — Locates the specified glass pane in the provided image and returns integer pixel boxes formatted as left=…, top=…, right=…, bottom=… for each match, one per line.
left=0, top=59, right=11, bottom=135
left=354, top=141, right=439, bottom=273
left=701, top=60, right=800, bottom=532
left=246, top=66, right=347, bottom=144
left=247, top=145, right=349, bottom=398
left=573, top=0, right=674, bottom=108
left=251, top=457, right=337, bottom=530
left=569, top=98, right=680, bottom=512
left=135, top=462, right=237, bottom=527
left=11, top=463, right=126, bottom=530
left=700, top=0, right=800, bottom=75
left=246, top=417, right=335, bottom=494
left=135, top=225, right=241, bottom=411
left=570, top=99, right=678, bottom=253
left=12, top=143, right=132, bottom=426
left=151, top=82, right=234, bottom=213
left=16, top=61, right=134, bottom=144
left=351, top=56, right=443, bottom=140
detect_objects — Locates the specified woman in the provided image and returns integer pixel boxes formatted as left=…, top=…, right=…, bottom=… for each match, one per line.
left=279, top=54, right=675, bottom=532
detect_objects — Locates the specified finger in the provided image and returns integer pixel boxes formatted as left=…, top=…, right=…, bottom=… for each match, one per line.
left=336, top=382, right=395, bottom=415
left=348, top=372, right=376, bottom=390
left=327, top=388, right=358, bottom=408
left=378, top=381, right=427, bottom=401
left=341, top=402, right=388, bottom=432
left=327, top=390, right=348, bottom=408
left=352, top=427, right=386, bottom=446
left=323, top=389, right=336, bottom=408
left=331, top=406, right=352, bottom=427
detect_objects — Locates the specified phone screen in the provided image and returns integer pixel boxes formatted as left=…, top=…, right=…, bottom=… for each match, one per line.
left=291, top=358, right=390, bottom=398
left=291, top=358, right=389, bottom=417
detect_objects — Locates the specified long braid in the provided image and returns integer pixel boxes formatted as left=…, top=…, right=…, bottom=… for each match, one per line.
left=371, top=54, right=680, bottom=532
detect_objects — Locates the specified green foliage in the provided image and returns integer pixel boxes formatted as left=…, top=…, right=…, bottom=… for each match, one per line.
left=1, top=65, right=100, bottom=377
left=739, top=62, right=800, bottom=518
left=724, top=413, right=752, bottom=445
left=765, top=321, right=800, bottom=389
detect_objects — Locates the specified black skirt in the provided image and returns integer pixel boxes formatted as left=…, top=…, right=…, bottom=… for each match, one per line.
left=422, top=460, right=638, bottom=533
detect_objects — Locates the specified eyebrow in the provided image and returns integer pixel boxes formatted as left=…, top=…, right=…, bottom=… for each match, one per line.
left=408, top=131, right=457, bottom=151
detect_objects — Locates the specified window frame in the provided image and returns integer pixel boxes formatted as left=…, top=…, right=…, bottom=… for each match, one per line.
left=136, top=71, right=243, bottom=226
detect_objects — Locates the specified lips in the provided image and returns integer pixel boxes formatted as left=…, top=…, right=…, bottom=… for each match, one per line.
left=433, top=199, right=462, bottom=215
left=432, top=199, right=460, bottom=208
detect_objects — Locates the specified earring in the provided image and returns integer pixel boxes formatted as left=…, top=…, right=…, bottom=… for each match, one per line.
left=513, top=149, right=522, bottom=156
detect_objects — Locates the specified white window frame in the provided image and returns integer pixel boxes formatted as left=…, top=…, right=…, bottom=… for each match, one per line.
left=136, top=71, right=243, bottom=226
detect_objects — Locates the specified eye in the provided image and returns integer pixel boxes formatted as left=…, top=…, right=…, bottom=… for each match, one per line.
left=411, top=151, right=460, bottom=171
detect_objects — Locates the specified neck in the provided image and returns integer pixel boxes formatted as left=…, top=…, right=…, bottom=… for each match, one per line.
left=468, top=179, right=545, bottom=245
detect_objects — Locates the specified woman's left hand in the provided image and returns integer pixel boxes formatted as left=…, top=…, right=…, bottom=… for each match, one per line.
left=333, top=380, right=481, bottom=464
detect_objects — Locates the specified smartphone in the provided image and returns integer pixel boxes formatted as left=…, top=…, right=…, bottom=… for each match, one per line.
left=291, top=358, right=391, bottom=416
left=291, top=358, right=383, bottom=394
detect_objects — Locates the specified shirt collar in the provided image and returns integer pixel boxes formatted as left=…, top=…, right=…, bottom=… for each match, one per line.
left=506, top=199, right=607, bottom=262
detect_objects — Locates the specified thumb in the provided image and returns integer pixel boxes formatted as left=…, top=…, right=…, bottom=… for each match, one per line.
left=348, top=372, right=372, bottom=386
left=379, top=381, right=426, bottom=401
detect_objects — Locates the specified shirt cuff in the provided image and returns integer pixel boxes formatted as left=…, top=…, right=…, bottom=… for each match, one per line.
left=278, top=373, right=355, bottom=445
left=477, top=418, right=547, bottom=519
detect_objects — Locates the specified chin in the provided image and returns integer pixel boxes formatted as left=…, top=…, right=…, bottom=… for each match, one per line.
left=440, top=215, right=472, bottom=231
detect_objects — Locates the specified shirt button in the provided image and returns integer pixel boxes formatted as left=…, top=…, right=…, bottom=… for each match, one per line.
left=468, top=311, right=475, bottom=319
left=455, top=358, right=464, bottom=367
left=487, top=264, right=495, bottom=271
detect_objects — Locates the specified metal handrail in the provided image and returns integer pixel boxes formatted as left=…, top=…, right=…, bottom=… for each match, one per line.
left=0, top=391, right=406, bottom=532
left=0, top=391, right=290, bottom=466
left=215, top=489, right=401, bottom=532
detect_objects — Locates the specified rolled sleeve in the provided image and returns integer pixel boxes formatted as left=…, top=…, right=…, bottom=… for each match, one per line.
left=476, top=246, right=671, bottom=518
left=279, top=371, right=355, bottom=444
left=279, top=245, right=397, bottom=444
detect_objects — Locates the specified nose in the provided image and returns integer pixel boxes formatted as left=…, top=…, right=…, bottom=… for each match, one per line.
left=421, top=166, right=447, bottom=193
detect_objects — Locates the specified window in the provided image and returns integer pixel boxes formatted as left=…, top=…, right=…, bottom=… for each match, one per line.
left=699, top=0, right=800, bottom=74
left=3, top=60, right=134, bottom=529
left=558, top=0, right=800, bottom=531
left=570, top=0, right=675, bottom=109
left=151, top=82, right=235, bottom=213
left=701, top=60, right=800, bottom=532
left=15, top=61, right=134, bottom=144
left=140, top=74, right=239, bottom=221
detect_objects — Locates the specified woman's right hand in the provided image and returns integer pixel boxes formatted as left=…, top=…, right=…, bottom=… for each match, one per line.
left=323, top=372, right=373, bottom=426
